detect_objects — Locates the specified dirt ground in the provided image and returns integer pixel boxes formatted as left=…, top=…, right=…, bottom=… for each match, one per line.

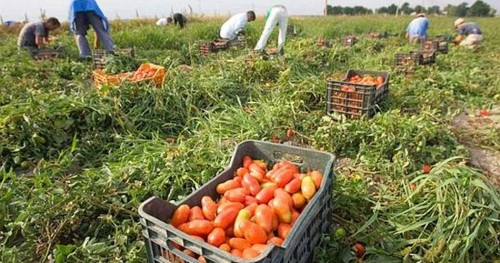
left=450, top=105, right=500, bottom=187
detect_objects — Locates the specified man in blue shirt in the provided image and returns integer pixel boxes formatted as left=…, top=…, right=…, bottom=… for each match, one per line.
left=69, top=0, right=114, bottom=59
left=454, top=18, right=483, bottom=48
left=406, top=13, right=429, bottom=43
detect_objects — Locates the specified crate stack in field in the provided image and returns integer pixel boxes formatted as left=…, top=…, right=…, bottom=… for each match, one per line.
left=139, top=140, right=335, bottom=263
left=92, top=48, right=135, bottom=69
left=327, top=69, right=390, bottom=119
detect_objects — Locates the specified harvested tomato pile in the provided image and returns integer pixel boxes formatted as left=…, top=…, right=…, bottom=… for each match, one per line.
left=168, top=156, right=324, bottom=261
left=339, top=74, right=385, bottom=92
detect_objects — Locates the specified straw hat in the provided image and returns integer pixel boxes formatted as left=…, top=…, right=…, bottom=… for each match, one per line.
left=454, top=18, right=465, bottom=27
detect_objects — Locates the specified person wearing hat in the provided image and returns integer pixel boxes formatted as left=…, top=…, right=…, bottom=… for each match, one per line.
left=254, top=5, right=288, bottom=55
left=69, top=0, right=115, bottom=60
left=220, top=11, right=256, bottom=41
left=405, top=13, right=429, bottom=43
left=453, top=18, right=483, bottom=48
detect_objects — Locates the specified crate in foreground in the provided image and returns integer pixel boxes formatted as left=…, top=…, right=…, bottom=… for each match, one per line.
left=327, top=69, right=390, bottom=119
left=92, top=48, right=135, bottom=69
left=92, top=62, right=165, bottom=90
left=139, top=140, right=335, bottom=263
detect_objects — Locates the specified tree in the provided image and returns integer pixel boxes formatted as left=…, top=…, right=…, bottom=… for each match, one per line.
left=377, top=7, right=389, bottom=14
left=328, top=6, right=344, bottom=15
left=387, top=4, right=398, bottom=15
left=414, top=5, right=426, bottom=14
left=427, top=5, right=441, bottom=15
left=467, top=0, right=492, bottom=17
left=343, top=6, right=355, bottom=15
left=400, top=2, right=413, bottom=15
left=456, top=2, right=468, bottom=17
left=444, top=4, right=457, bottom=16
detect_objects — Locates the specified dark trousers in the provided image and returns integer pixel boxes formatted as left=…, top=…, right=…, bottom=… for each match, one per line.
left=74, top=11, right=114, bottom=57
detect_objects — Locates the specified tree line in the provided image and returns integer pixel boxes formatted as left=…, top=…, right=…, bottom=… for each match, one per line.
left=327, top=0, right=496, bottom=17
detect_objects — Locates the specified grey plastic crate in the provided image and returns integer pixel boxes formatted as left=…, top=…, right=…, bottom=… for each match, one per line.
left=327, top=69, right=390, bottom=119
left=139, top=140, right=335, bottom=263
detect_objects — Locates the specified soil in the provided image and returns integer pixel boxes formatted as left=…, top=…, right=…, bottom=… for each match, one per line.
left=450, top=105, right=500, bottom=187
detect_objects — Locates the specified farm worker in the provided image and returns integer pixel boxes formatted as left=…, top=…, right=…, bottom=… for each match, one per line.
left=219, top=11, right=256, bottom=40
left=157, top=13, right=187, bottom=28
left=173, top=13, right=188, bottom=28
left=17, top=17, right=61, bottom=56
left=254, top=5, right=288, bottom=55
left=405, top=13, right=429, bottom=43
left=69, top=0, right=115, bottom=60
left=453, top=18, right=483, bottom=48
left=156, top=17, right=169, bottom=26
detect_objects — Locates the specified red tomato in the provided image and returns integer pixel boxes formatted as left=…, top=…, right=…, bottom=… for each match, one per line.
left=217, top=202, right=244, bottom=214
left=422, top=164, right=432, bottom=174
left=309, top=171, right=323, bottom=189
left=170, top=204, right=190, bottom=227
left=214, top=207, right=239, bottom=229
left=224, top=188, right=249, bottom=203
left=277, top=223, right=292, bottom=240
left=183, top=220, right=214, bottom=236
left=242, top=156, right=253, bottom=169
left=242, top=174, right=261, bottom=196
left=229, top=238, right=251, bottom=251
left=207, top=227, right=226, bottom=247
left=201, top=196, right=217, bottom=221
left=242, top=248, right=260, bottom=259
left=284, top=178, right=301, bottom=194
left=255, top=185, right=277, bottom=204
left=216, top=179, right=241, bottom=195
left=189, top=206, right=205, bottom=221
left=254, top=204, right=274, bottom=233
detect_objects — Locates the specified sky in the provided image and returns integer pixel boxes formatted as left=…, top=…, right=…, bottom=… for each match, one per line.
left=0, top=0, right=499, bottom=21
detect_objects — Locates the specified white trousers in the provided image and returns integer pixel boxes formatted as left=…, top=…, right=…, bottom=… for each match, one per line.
left=254, top=7, right=288, bottom=52
left=460, top=34, right=483, bottom=47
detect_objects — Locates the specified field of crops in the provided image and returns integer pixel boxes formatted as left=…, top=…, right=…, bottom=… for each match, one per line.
left=0, top=15, right=499, bottom=262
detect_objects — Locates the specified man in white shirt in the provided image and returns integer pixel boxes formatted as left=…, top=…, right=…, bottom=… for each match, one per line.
left=220, top=11, right=256, bottom=40
left=255, top=5, right=288, bottom=54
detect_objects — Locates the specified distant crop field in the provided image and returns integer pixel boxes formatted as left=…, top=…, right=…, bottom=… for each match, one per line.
left=0, top=15, right=499, bottom=262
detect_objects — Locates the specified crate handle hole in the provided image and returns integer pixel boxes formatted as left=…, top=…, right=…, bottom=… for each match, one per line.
left=273, top=151, right=304, bottom=165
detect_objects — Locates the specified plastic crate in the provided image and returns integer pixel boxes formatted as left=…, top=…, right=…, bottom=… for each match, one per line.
left=130, top=63, right=166, bottom=86
left=287, top=25, right=299, bottom=36
left=367, top=32, right=388, bottom=39
left=139, top=140, right=335, bottom=263
left=92, top=69, right=133, bottom=86
left=342, top=36, right=357, bottom=47
left=34, top=47, right=65, bottom=61
left=327, top=69, right=390, bottom=119
left=229, top=35, right=246, bottom=48
left=199, top=40, right=229, bottom=55
left=412, top=50, right=436, bottom=65
left=92, top=48, right=135, bottom=69
left=317, top=38, right=333, bottom=48
left=421, top=39, right=448, bottom=54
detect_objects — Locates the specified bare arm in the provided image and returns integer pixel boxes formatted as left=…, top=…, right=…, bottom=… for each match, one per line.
left=35, top=35, right=47, bottom=47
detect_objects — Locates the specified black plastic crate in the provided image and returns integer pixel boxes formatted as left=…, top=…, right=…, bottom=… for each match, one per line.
left=229, top=35, right=246, bottom=48
left=92, top=48, right=135, bottom=69
left=327, top=69, right=390, bottom=119
left=287, top=25, right=300, bottom=36
left=139, top=140, right=335, bottom=263
left=317, top=38, right=333, bottom=48
left=342, top=36, right=357, bottom=47
left=421, top=39, right=448, bottom=54
left=412, top=50, right=436, bottom=65
left=199, top=40, right=229, bottom=55
left=34, top=47, right=65, bottom=61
